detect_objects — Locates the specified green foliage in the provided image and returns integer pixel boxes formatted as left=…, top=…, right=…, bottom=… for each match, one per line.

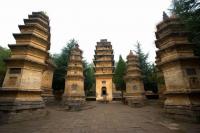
left=83, top=61, right=95, bottom=95
left=0, top=46, right=10, bottom=86
left=134, top=42, right=158, bottom=93
left=134, top=42, right=150, bottom=79
left=170, top=0, right=200, bottom=55
left=113, top=55, right=126, bottom=92
left=0, top=46, right=10, bottom=73
left=145, top=64, right=159, bottom=93
left=52, top=39, right=77, bottom=90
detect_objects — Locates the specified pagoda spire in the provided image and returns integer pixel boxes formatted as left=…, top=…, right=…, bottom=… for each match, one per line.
left=93, top=39, right=115, bottom=102
left=0, top=12, right=51, bottom=122
left=155, top=15, right=200, bottom=121
left=124, top=51, right=145, bottom=107
left=64, top=44, right=85, bottom=110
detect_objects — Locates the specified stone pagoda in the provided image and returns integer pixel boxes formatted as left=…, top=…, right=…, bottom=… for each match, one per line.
left=65, top=44, right=85, bottom=107
left=124, top=51, right=145, bottom=107
left=94, top=39, right=114, bottom=102
left=41, top=58, right=56, bottom=104
left=155, top=15, right=200, bottom=121
left=0, top=12, right=50, bottom=116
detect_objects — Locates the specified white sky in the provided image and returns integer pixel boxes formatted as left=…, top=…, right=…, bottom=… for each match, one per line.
left=0, top=0, right=171, bottom=63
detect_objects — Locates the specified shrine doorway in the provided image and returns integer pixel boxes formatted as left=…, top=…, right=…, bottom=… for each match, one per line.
left=101, top=87, right=107, bottom=96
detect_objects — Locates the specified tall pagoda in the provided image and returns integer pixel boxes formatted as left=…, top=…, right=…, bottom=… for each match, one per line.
left=124, top=51, right=145, bottom=107
left=0, top=12, right=50, bottom=112
left=94, top=39, right=114, bottom=101
left=155, top=15, right=200, bottom=121
left=65, top=44, right=85, bottom=104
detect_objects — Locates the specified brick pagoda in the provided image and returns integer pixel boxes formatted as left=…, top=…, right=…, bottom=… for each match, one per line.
left=0, top=12, right=50, bottom=113
left=65, top=44, right=85, bottom=107
left=124, top=50, right=145, bottom=107
left=94, top=39, right=114, bottom=101
left=155, top=15, right=200, bottom=121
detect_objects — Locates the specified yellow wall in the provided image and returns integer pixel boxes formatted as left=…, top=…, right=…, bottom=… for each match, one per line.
left=96, top=77, right=113, bottom=101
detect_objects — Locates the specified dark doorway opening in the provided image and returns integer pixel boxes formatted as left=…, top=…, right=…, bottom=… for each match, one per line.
left=102, top=87, right=107, bottom=96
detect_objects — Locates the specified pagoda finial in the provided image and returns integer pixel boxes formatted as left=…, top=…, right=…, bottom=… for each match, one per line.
left=75, top=43, right=79, bottom=48
left=163, top=11, right=169, bottom=21
left=129, top=50, right=133, bottom=55
left=100, top=39, right=107, bottom=42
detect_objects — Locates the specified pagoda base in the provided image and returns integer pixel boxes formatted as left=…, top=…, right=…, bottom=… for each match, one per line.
left=96, top=96, right=113, bottom=102
left=42, top=95, right=54, bottom=105
left=65, top=96, right=85, bottom=111
left=124, top=93, right=145, bottom=107
left=0, top=108, right=47, bottom=124
left=42, top=90, right=54, bottom=105
left=164, top=105, right=200, bottom=122
left=0, top=88, right=45, bottom=111
left=0, top=88, right=46, bottom=124
left=164, top=91, right=200, bottom=122
left=0, top=100, right=45, bottom=111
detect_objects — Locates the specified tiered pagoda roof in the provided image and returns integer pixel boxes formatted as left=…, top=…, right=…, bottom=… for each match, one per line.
left=66, top=44, right=84, bottom=80
left=93, top=39, right=115, bottom=76
left=125, top=51, right=142, bottom=80
left=0, top=12, right=51, bottom=111
left=155, top=17, right=198, bottom=67
left=7, top=12, right=50, bottom=68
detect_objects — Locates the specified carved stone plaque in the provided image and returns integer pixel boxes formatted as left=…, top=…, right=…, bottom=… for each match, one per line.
left=133, top=85, right=137, bottom=90
left=71, top=84, right=78, bottom=93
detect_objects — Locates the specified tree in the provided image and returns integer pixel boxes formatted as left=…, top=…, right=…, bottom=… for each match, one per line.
left=170, top=0, right=200, bottom=55
left=83, top=61, right=95, bottom=95
left=0, top=46, right=10, bottom=86
left=52, top=39, right=77, bottom=90
left=134, top=42, right=150, bottom=80
left=134, top=42, right=158, bottom=93
left=113, top=55, right=126, bottom=99
left=145, top=64, right=159, bottom=93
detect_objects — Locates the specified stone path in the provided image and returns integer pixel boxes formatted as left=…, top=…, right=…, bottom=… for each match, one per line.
left=0, top=101, right=199, bottom=133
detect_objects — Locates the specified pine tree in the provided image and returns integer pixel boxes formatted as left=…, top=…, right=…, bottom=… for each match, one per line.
left=83, top=61, right=95, bottom=95
left=134, top=42, right=158, bottom=92
left=52, top=39, right=77, bottom=90
left=134, top=42, right=150, bottom=86
left=0, top=46, right=10, bottom=86
left=113, top=55, right=126, bottom=99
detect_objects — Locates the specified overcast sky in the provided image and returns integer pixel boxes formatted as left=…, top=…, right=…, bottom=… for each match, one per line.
left=0, top=0, right=171, bottom=63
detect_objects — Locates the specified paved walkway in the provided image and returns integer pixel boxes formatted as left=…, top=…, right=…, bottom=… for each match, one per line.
left=0, top=101, right=199, bottom=133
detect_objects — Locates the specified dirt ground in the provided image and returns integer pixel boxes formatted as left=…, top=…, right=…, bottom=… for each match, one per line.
left=0, top=101, right=199, bottom=133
